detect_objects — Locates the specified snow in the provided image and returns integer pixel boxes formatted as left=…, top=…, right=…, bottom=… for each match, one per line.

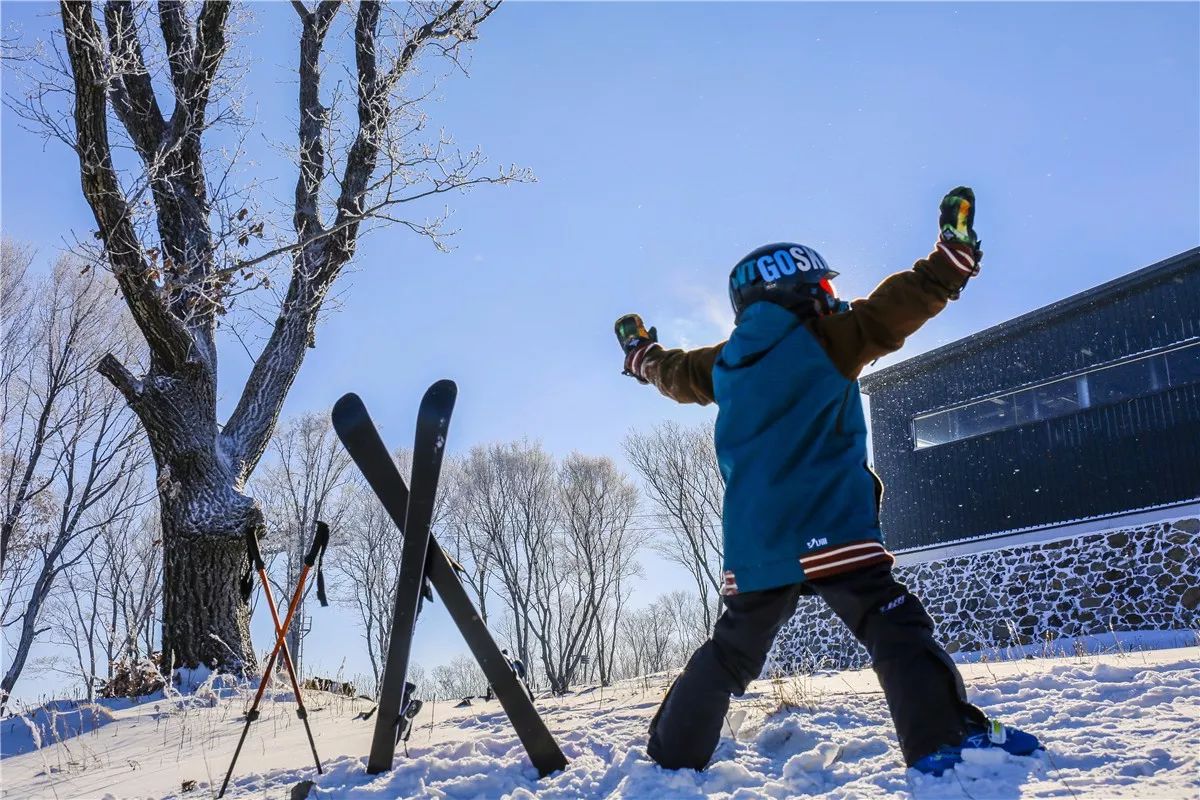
left=0, top=700, right=116, bottom=759
left=2, top=643, right=1198, bottom=799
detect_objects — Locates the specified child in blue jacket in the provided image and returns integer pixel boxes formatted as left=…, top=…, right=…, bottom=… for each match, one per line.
left=616, top=188, right=1040, bottom=776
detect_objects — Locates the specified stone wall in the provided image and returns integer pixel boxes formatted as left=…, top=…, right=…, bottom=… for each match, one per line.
left=766, top=517, right=1200, bottom=674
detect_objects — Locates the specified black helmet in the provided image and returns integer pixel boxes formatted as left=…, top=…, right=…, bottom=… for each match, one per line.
left=727, top=242, right=846, bottom=322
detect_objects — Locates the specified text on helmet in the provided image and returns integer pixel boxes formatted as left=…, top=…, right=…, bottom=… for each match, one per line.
left=730, top=245, right=829, bottom=289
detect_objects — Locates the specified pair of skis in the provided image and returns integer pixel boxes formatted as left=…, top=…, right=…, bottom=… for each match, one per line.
left=332, top=382, right=567, bottom=778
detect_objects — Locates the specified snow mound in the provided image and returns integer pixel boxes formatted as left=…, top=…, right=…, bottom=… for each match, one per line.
left=1, top=700, right=115, bottom=758
left=2, top=647, right=1198, bottom=799
left=208, top=649, right=1200, bottom=800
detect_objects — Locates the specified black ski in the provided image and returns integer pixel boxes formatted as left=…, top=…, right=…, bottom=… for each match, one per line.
left=358, top=380, right=454, bottom=773
left=332, top=390, right=568, bottom=779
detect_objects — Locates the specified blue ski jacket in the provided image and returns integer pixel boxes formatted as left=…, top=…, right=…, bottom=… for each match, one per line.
left=636, top=250, right=970, bottom=594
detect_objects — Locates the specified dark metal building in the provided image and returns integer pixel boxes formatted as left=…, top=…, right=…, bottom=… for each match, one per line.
left=859, top=248, right=1200, bottom=555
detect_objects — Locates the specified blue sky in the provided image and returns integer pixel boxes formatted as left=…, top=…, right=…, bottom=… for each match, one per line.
left=2, top=2, right=1197, bottom=700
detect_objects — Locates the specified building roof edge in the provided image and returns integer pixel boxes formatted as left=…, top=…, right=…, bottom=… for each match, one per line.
left=859, top=247, right=1200, bottom=394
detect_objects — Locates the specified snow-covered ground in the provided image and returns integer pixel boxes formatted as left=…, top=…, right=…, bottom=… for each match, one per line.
left=3, top=644, right=1198, bottom=800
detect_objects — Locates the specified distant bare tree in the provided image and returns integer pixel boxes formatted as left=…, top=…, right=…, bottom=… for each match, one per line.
left=531, top=454, right=640, bottom=692
left=0, top=259, right=150, bottom=706
left=459, top=441, right=555, bottom=672
left=606, top=591, right=706, bottom=682
left=431, top=653, right=486, bottom=701
left=660, top=589, right=708, bottom=667
left=330, top=442, right=460, bottom=689
left=253, top=412, right=353, bottom=676
left=616, top=597, right=676, bottom=679
left=111, top=513, right=163, bottom=663
left=439, top=457, right=494, bottom=622
left=48, top=508, right=164, bottom=701
left=47, top=535, right=109, bottom=701
left=331, top=478, right=401, bottom=690
left=458, top=444, right=642, bottom=694
left=0, top=240, right=37, bottom=460
left=624, top=422, right=724, bottom=631
left=8, top=0, right=524, bottom=673
left=404, top=662, right=432, bottom=706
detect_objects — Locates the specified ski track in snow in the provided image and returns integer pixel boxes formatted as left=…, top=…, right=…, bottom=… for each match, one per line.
left=2, top=647, right=1198, bottom=800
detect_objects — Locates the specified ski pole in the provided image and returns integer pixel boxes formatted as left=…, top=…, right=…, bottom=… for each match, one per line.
left=254, top=524, right=326, bottom=765
left=219, top=522, right=330, bottom=798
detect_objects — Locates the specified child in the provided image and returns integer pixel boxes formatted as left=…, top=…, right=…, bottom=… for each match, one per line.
left=615, top=188, right=1040, bottom=776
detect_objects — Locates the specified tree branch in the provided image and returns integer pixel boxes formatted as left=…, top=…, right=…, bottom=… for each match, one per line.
left=221, top=0, right=505, bottom=476
left=156, top=0, right=193, bottom=96
left=161, top=0, right=227, bottom=199
left=60, top=1, right=193, bottom=371
left=96, top=353, right=143, bottom=405
left=103, top=1, right=166, bottom=159
left=293, top=0, right=340, bottom=240
left=187, top=0, right=229, bottom=119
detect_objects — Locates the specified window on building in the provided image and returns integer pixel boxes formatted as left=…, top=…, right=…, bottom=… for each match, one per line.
left=1166, top=343, right=1200, bottom=387
left=953, top=395, right=1015, bottom=440
left=1088, top=357, right=1155, bottom=405
left=1033, top=379, right=1082, bottom=418
left=911, top=340, right=1199, bottom=450
left=913, top=412, right=954, bottom=449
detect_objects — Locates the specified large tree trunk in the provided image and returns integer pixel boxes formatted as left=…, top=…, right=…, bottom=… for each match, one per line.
left=160, top=524, right=255, bottom=674
left=126, top=363, right=259, bottom=674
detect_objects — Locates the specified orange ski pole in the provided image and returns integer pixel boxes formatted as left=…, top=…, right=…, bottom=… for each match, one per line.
left=219, top=522, right=329, bottom=798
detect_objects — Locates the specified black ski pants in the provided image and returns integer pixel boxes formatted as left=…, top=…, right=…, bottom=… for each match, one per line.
left=646, top=563, right=986, bottom=770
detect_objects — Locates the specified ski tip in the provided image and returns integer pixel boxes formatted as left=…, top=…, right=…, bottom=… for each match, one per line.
left=425, top=379, right=458, bottom=403
left=332, top=393, right=366, bottom=424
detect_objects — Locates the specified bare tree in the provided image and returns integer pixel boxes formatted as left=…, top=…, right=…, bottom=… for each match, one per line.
left=660, top=588, right=708, bottom=668
left=46, top=509, right=163, bottom=701
left=624, top=422, right=724, bottom=631
left=330, top=478, right=402, bottom=690
left=431, top=653, right=486, bottom=701
left=459, top=441, right=555, bottom=673
left=328, top=443, right=456, bottom=688
left=404, top=661, right=432, bottom=706
left=7, top=1, right=523, bottom=672
left=106, top=513, right=163, bottom=668
left=253, top=412, right=353, bottom=676
left=530, top=453, right=640, bottom=692
left=615, top=596, right=676, bottom=679
left=47, top=538, right=109, bottom=701
left=0, top=240, right=38, bottom=467
left=458, top=444, right=642, bottom=694
left=439, top=457, right=493, bottom=622
left=0, top=240, right=43, bottom=622
left=606, top=591, right=706, bottom=682
left=0, top=259, right=150, bottom=705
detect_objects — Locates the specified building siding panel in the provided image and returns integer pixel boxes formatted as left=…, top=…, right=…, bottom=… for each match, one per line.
left=865, top=253, right=1200, bottom=553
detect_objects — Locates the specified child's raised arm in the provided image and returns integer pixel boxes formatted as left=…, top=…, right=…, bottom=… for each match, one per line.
left=814, top=187, right=983, bottom=380
left=615, top=314, right=724, bottom=405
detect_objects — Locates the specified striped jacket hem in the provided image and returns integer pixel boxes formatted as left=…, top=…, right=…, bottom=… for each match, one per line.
left=798, top=539, right=894, bottom=580
left=721, top=537, right=895, bottom=595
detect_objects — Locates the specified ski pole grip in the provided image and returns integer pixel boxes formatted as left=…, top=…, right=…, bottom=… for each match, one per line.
left=245, top=526, right=266, bottom=571
left=306, top=521, right=330, bottom=567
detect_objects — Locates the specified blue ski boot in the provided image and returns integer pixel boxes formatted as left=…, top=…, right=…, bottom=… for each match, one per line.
left=911, top=720, right=1043, bottom=776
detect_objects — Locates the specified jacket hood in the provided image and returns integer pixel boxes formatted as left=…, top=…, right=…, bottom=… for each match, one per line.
left=720, top=302, right=803, bottom=368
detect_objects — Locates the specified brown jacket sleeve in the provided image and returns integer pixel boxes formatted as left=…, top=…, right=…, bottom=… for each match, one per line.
left=813, top=249, right=972, bottom=380
left=640, top=342, right=725, bottom=405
